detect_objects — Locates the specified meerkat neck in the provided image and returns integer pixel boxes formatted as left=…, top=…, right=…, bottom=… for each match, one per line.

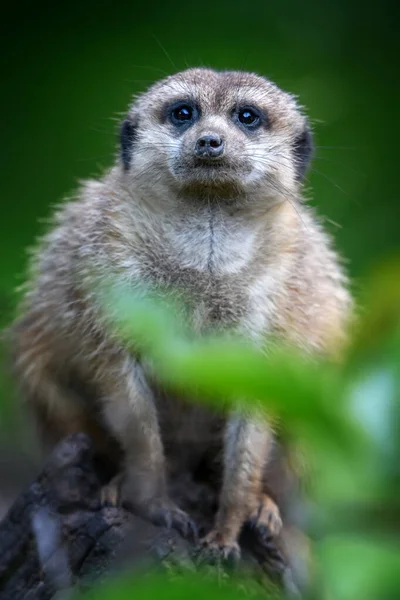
left=165, top=203, right=264, bottom=274
left=109, top=171, right=302, bottom=275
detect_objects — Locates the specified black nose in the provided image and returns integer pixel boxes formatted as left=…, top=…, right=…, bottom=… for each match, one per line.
left=195, top=134, right=225, bottom=158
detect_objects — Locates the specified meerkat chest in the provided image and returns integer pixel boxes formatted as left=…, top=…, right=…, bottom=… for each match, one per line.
left=141, top=252, right=251, bottom=332
left=136, top=211, right=277, bottom=337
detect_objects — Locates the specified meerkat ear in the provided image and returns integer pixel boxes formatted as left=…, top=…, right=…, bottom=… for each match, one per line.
left=293, top=126, right=313, bottom=182
left=120, top=117, right=138, bottom=171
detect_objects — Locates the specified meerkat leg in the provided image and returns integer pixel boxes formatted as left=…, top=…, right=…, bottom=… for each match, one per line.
left=201, top=413, right=281, bottom=562
left=100, top=357, right=197, bottom=539
left=15, top=363, right=96, bottom=452
left=14, top=324, right=196, bottom=539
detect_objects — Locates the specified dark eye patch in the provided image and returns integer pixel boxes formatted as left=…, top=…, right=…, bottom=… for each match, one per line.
left=293, top=126, right=313, bottom=181
left=120, top=118, right=138, bottom=171
left=165, top=100, right=200, bottom=129
left=170, top=103, right=194, bottom=124
left=232, top=105, right=267, bottom=132
left=160, top=99, right=200, bottom=130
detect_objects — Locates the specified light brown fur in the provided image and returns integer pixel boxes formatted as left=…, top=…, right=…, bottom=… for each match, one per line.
left=9, top=68, right=352, bottom=562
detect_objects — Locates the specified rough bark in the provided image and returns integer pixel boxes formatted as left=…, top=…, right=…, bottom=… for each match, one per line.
left=0, top=433, right=298, bottom=600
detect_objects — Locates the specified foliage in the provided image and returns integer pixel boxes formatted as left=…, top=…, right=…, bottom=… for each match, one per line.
left=73, top=259, right=400, bottom=600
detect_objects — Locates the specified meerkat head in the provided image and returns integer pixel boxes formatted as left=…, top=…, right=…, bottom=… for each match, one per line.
left=119, top=68, right=313, bottom=205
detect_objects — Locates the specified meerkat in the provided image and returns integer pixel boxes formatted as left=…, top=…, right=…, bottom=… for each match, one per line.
left=9, top=68, right=352, bottom=563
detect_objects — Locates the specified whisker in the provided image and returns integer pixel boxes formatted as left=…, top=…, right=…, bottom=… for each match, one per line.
left=313, top=155, right=365, bottom=177
left=314, top=145, right=361, bottom=151
left=310, top=167, right=359, bottom=205
left=151, top=34, right=177, bottom=71
left=76, top=151, right=117, bottom=162
left=324, top=218, right=343, bottom=230
left=125, top=65, right=171, bottom=77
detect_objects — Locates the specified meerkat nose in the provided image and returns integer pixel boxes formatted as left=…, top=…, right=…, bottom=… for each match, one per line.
left=195, top=134, right=225, bottom=159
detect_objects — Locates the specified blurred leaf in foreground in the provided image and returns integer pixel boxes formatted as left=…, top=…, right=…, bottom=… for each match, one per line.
left=84, top=264, right=400, bottom=600
left=79, top=569, right=281, bottom=600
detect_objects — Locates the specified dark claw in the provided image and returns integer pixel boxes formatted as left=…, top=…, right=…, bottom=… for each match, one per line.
left=174, top=514, right=188, bottom=538
left=255, top=523, right=273, bottom=542
left=254, top=502, right=263, bottom=524
left=158, top=507, right=198, bottom=543
left=225, top=546, right=240, bottom=570
left=162, top=508, right=173, bottom=530
left=188, top=519, right=199, bottom=544
left=199, top=548, right=219, bottom=567
left=248, top=516, right=258, bottom=530
left=180, top=518, right=188, bottom=538
left=175, top=514, right=198, bottom=542
left=197, top=542, right=240, bottom=569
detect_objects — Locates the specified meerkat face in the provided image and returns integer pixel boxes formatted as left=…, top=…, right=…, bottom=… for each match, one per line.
left=120, top=69, right=313, bottom=203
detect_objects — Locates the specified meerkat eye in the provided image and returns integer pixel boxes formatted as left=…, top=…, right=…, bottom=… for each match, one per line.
left=239, top=109, right=258, bottom=125
left=173, top=105, right=192, bottom=121
left=233, top=106, right=263, bottom=131
left=168, top=102, right=198, bottom=127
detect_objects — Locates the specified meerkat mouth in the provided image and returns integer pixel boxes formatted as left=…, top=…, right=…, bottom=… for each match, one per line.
left=171, top=155, right=244, bottom=191
left=193, top=158, right=225, bottom=168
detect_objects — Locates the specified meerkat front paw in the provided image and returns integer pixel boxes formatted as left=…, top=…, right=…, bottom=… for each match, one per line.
left=248, top=493, right=283, bottom=539
left=144, top=496, right=199, bottom=541
left=101, top=473, right=198, bottom=541
left=198, top=530, right=241, bottom=567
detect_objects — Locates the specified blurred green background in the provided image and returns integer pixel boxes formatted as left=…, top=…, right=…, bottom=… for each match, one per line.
left=1, top=0, right=399, bottom=323
left=0, top=3, right=399, bottom=595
